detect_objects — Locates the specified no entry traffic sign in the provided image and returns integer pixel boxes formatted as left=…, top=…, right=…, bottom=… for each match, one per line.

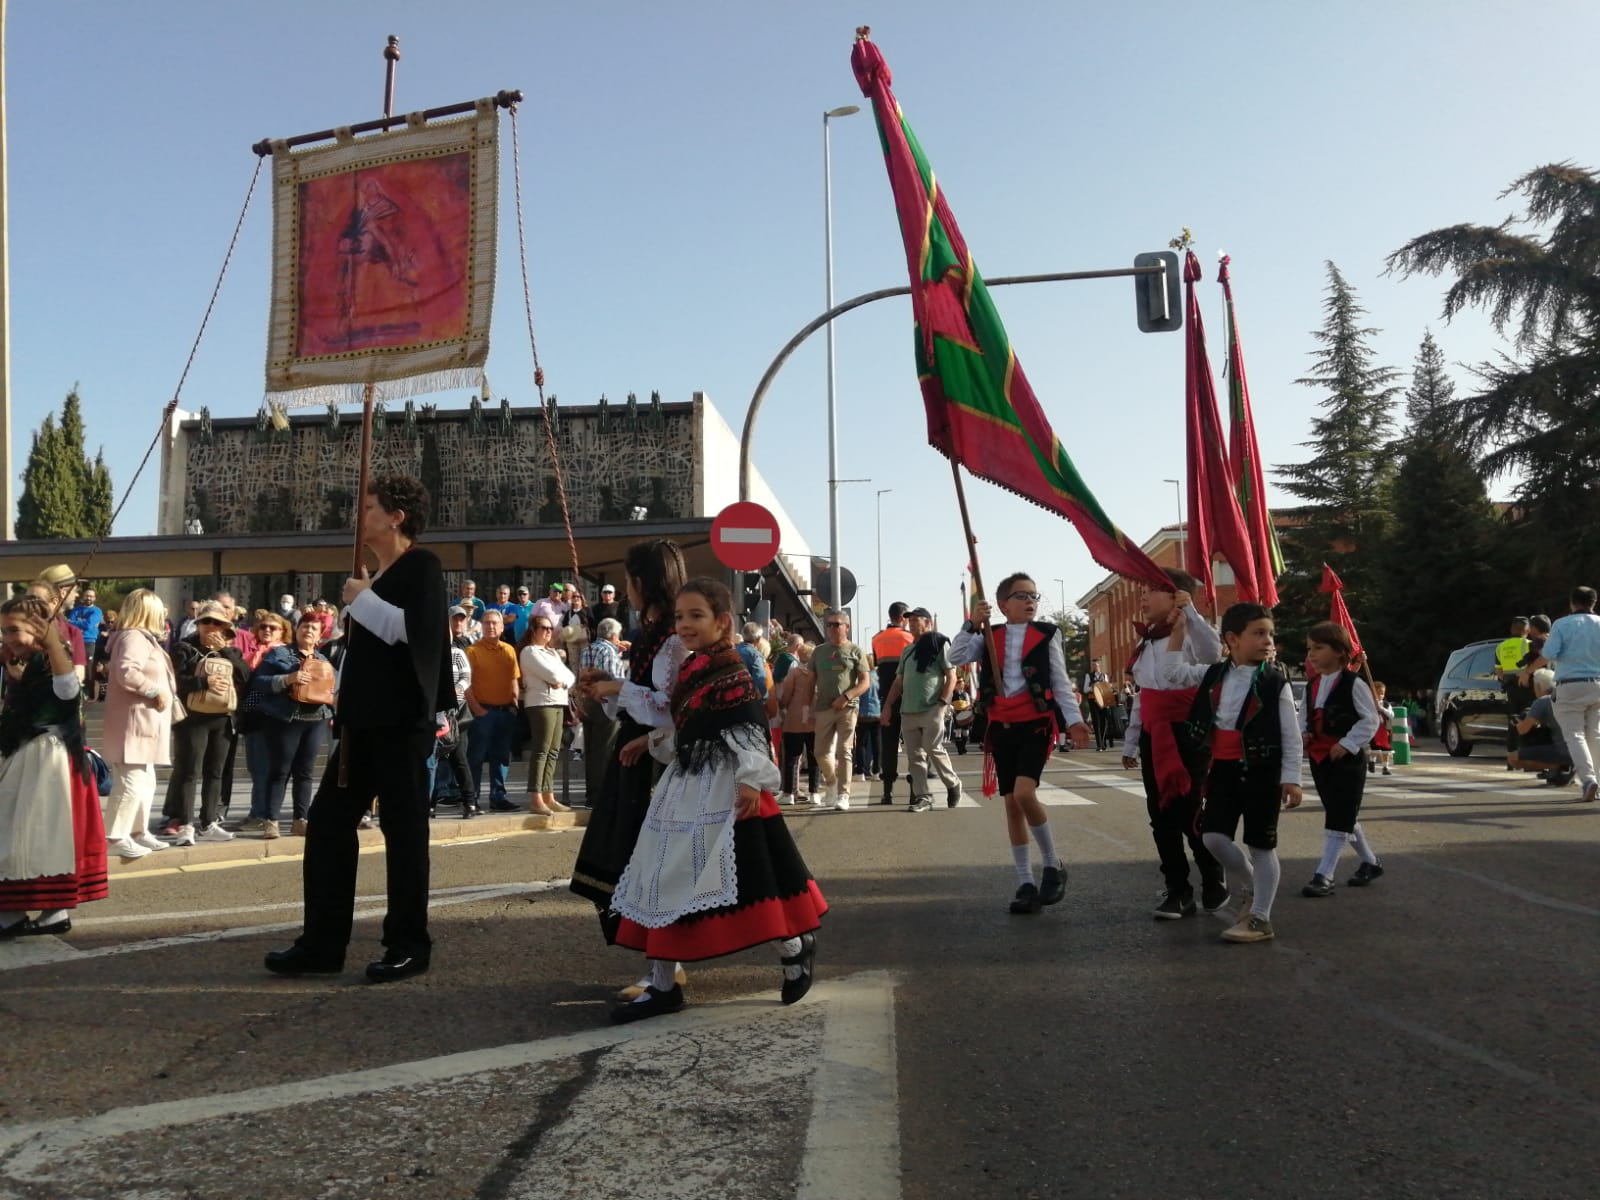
left=711, top=501, right=781, bottom=571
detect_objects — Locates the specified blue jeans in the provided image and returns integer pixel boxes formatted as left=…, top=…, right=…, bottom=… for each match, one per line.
left=467, top=706, right=517, bottom=803
left=245, top=732, right=271, bottom=820
left=263, top=718, right=328, bottom=822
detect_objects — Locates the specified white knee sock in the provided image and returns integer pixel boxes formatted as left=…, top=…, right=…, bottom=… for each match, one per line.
left=1248, top=848, right=1280, bottom=919
left=1011, top=843, right=1034, bottom=886
left=1201, top=831, right=1250, bottom=881
left=1349, top=822, right=1379, bottom=866
left=1029, top=821, right=1060, bottom=869
left=648, top=959, right=677, bottom=992
left=1316, top=830, right=1348, bottom=878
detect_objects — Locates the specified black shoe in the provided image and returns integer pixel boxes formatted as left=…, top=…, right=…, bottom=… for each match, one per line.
left=428, top=805, right=438, bottom=819
left=1347, top=862, right=1385, bottom=887
left=365, top=952, right=430, bottom=983
left=1200, top=881, right=1231, bottom=913
left=1301, top=873, right=1336, bottom=898
left=12, top=916, right=72, bottom=937
left=488, top=799, right=521, bottom=812
left=0, top=918, right=28, bottom=940
left=610, top=983, right=686, bottom=1024
left=878, top=784, right=895, bottom=806
left=264, top=945, right=344, bottom=976
left=780, top=932, right=817, bottom=1005
left=909, top=797, right=934, bottom=813
left=461, top=804, right=480, bottom=819
left=1153, top=891, right=1195, bottom=920
left=946, top=786, right=962, bottom=808
left=1009, top=882, right=1042, bottom=915
left=1039, top=864, right=1067, bottom=905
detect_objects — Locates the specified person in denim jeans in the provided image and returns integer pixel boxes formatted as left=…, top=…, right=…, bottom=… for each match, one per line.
left=252, top=615, right=334, bottom=837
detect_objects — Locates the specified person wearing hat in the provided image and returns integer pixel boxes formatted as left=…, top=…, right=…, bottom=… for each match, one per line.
left=454, top=580, right=486, bottom=623
left=167, top=601, right=251, bottom=845
left=590, top=583, right=625, bottom=636
left=503, top=586, right=534, bottom=644
left=882, top=608, right=964, bottom=811
left=23, top=567, right=88, bottom=680
left=530, top=582, right=571, bottom=630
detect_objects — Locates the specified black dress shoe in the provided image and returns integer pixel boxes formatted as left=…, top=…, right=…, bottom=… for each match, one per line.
left=366, top=952, right=430, bottom=983
left=19, top=917, right=72, bottom=936
left=264, top=945, right=344, bottom=976
left=1301, top=873, right=1336, bottom=898
left=461, top=804, right=480, bottom=819
left=1039, top=864, right=1067, bottom=906
left=1346, top=862, right=1385, bottom=887
left=0, top=918, right=28, bottom=940
left=610, top=983, right=685, bottom=1024
left=489, top=799, right=522, bottom=812
left=1009, top=882, right=1042, bottom=915
left=780, top=932, right=817, bottom=1005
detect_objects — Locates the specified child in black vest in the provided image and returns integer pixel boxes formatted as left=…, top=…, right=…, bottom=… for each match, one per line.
left=1164, top=599, right=1302, bottom=942
left=949, top=573, right=1092, bottom=915
left=1301, top=622, right=1384, bottom=895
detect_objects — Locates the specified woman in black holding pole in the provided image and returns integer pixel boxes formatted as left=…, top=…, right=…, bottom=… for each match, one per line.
left=265, top=475, right=452, bottom=983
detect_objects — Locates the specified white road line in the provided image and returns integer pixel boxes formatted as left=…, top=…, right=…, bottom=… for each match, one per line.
left=68, top=881, right=554, bottom=928
left=0, top=881, right=572, bottom=973
left=0, top=970, right=903, bottom=1199
left=1035, top=783, right=1097, bottom=806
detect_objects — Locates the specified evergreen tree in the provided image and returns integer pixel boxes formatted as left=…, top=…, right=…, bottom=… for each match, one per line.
left=1387, top=163, right=1600, bottom=598
left=1369, top=333, right=1502, bottom=688
left=15, top=388, right=115, bottom=539
left=1273, top=263, right=1401, bottom=653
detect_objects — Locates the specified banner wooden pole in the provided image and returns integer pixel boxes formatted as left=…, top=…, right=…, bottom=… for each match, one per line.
left=949, top=458, right=1001, bottom=684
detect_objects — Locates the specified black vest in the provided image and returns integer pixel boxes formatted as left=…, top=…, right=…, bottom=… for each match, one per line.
left=1180, top=660, right=1288, bottom=773
left=977, top=621, right=1058, bottom=715
left=1309, top=670, right=1361, bottom=740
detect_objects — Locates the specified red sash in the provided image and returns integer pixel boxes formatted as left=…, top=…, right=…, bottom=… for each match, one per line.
left=1139, top=687, right=1198, bottom=808
left=1210, top=729, right=1244, bottom=761
left=980, top=625, right=1055, bottom=795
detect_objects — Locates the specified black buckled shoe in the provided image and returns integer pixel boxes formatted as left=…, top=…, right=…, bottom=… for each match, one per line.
left=366, top=952, right=430, bottom=983
left=780, top=932, right=817, bottom=1005
left=1346, top=862, right=1385, bottom=887
left=1300, top=873, right=1336, bottom=898
left=610, top=983, right=686, bottom=1024
left=264, top=944, right=345, bottom=976
left=1009, top=882, right=1042, bottom=915
left=1039, top=864, right=1067, bottom=906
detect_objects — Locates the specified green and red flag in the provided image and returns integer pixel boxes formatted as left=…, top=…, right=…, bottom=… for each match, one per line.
left=850, top=29, right=1168, bottom=589
left=1219, top=255, right=1284, bottom=607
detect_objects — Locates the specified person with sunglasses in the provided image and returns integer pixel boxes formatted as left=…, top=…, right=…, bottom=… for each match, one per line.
left=949, top=574, right=1091, bottom=914
left=811, top=610, right=871, bottom=811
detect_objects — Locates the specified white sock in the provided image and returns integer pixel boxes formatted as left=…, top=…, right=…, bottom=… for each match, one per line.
left=1350, top=822, right=1380, bottom=866
left=1316, top=830, right=1347, bottom=878
left=1028, top=821, right=1060, bottom=869
left=1201, top=831, right=1250, bottom=881
left=641, top=958, right=677, bottom=997
left=1011, top=843, right=1034, bottom=887
left=35, top=909, right=68, bottom=927
left=1248, top=848, right=1280, bottom=919
left=776, top=937, right=805, bottom=980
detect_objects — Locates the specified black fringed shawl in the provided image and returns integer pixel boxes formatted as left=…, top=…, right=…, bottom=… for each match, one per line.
left=670, top=641, right=771, bottom=771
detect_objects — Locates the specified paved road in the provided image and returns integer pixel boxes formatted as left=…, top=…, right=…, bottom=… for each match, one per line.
left=0, top=747, right=1594, bottom=1199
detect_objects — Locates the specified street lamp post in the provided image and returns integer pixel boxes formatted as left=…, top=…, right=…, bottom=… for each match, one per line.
left=1052, top=577, right=1066, bottom=617
left=1162, top=477, right=1183, bottom=568
left=823, top=103, right=860, bottom=609
left=876, top=488, right=892, bottom=625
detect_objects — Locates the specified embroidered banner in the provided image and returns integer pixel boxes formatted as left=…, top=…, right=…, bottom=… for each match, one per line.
left=265, top=100, right=498, bottom=405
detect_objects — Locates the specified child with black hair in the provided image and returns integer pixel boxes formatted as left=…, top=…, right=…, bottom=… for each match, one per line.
left=604, top=577, right=827, bottom=1023
left=1162, top=598, right=1301, bottom=943
left=1301, top=622, right=1384, bottom=896
left=1368, top=681, right=1395, bottom=776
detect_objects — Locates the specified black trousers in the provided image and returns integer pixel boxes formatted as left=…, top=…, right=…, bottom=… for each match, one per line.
left=1309, top=751, right=1366, bottom=834
left=1138, top=730, right=1223, bottom=894
left=169, top=715, right=234, bottom=828
left=298, top=725, right=435, bottom=961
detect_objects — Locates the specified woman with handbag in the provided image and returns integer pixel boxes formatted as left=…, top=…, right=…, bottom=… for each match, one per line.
left=167, top=602, right=250, bottom=846
left=251, top=613, right=335, bottom=839
left=99, top=589, right=178, bottom=859
left=520, top=616, right=576, bottom=815
left=241, top=611, right=291, bottom=833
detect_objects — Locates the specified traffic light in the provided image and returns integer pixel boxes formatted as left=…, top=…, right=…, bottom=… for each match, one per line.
left=1133, top=250, right=1182, bottom=333
left=742, top=572, right=764, bottom=614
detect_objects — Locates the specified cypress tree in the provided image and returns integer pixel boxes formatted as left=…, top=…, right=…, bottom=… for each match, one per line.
left=15, top=388, right=116, bottom=539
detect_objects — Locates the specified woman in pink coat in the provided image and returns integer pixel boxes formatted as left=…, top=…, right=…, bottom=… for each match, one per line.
left=100, top=590, right=178, bottom=859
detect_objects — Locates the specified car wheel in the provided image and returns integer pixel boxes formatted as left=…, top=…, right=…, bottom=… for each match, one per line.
left=1442, top=716, right=1474, bottom=757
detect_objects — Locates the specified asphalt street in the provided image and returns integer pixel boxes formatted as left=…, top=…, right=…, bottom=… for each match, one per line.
left=0, top=745, right=1595, bottom=1200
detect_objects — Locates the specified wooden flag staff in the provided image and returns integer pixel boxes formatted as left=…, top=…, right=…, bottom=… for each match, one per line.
left=949, top=458, right=1002, bottom=690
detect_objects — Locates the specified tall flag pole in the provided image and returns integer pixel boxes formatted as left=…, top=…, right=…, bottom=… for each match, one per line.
left=1219, top=255, right=1283, bottom=606
left=1182, top=250, right=1257, bottom=609
left=1320, top=563, right=1364, bottom=656
left=849, top=28, right=1170, bottom=599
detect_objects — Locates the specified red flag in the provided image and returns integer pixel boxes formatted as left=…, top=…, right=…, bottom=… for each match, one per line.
left=851, top=31, right=1169, bottom=590
left=1319, top=564, right=1364, bottom=658
left=1183, top=251, right=1258, bottom=609
left=1218, top=255, right=1283, bottom=607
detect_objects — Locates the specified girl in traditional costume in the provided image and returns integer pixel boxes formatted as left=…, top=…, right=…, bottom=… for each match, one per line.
left=603, top=577, right=827, bottom=1023
left=0, top=596, right=106, bottom=937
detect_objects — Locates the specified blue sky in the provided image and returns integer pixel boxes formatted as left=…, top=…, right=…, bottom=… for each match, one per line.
left=8, top=2, right=1595, bottom=624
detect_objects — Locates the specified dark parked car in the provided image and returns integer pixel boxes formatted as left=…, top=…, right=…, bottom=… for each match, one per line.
left=1435, top=639, right=1512, bottom=756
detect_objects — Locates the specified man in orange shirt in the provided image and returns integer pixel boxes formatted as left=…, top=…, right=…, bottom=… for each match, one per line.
left=871, top=602, right=915, bottom=804
left=464, top=610, right=522, bottom=811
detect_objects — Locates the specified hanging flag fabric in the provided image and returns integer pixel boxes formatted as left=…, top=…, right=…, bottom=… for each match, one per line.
left=850, top=30, right=1169, bottom=589
left=265, top=101, right=499, bottom=405
left=1320, top=564, right=1365, bottom=658
left=1182, top=250, right=1258, bottom=610
left=1219, top=255, right=1284, bottom=607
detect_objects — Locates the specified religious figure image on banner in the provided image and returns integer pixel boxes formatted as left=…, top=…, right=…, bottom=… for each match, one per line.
left=265, top=101, right=498, bottom=404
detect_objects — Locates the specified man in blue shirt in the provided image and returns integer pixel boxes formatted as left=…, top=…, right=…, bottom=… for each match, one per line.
left=503, top=585, right=534, bottom=644
left=68, top=586, right=104, bottom=662
left=1520, top=585, right=1600, bottom=803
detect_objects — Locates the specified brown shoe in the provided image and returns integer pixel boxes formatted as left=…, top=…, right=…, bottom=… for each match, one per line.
left=1221, top=914, right=1275, bottom=943
left=261, top=822, right=281, bottom=840
left=290, top=819, right=308, bottom=837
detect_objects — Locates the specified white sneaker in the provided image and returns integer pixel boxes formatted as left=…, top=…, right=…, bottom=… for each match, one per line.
left=834, top=796, right=851, bottom=811
left=132, top=831, right=168, bottom=852
left=198, top=822, right=234, bottom=843
left=171, top=824, right=197, bottom=847
left=776, top=792, right=794, bottom=806
left=106, top=836, right=150, bottom=859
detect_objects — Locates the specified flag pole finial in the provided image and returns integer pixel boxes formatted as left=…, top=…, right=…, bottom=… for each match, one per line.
left=1168, top=226, right=1194, bottom=251
left=855, top=25, right=872, bottom=40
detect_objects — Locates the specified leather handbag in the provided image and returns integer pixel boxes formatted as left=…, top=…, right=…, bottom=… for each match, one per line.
left=290, top=654, right=336, bottom=705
